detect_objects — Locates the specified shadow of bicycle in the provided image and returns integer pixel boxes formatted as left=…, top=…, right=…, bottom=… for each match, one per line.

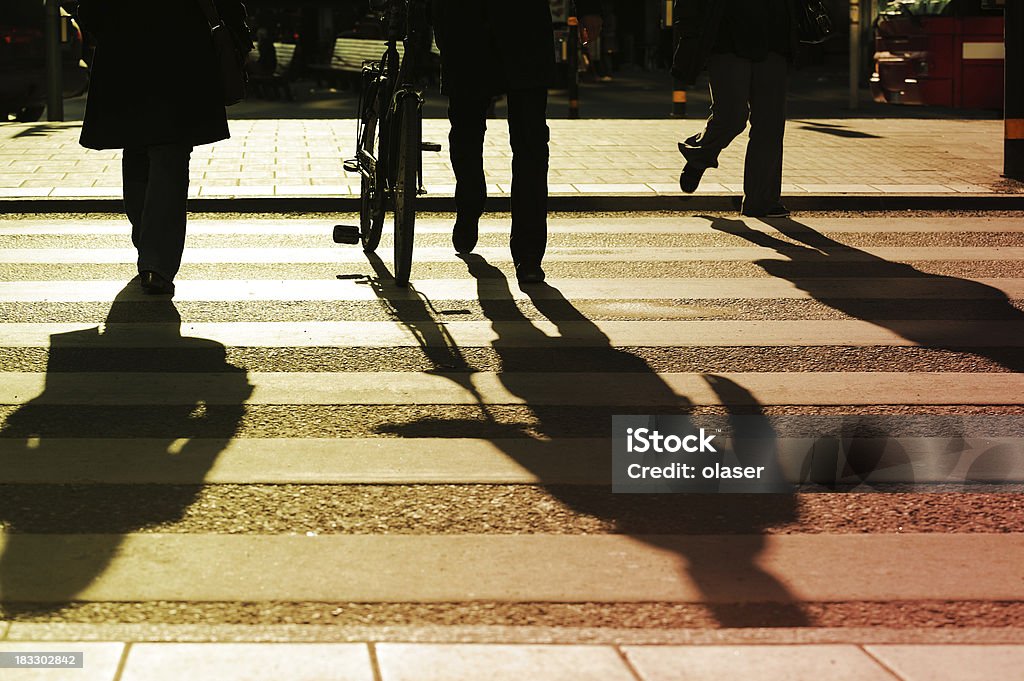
left=357, top=250, right=808, bottom=626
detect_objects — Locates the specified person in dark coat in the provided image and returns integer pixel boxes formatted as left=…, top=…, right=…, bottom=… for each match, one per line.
left=76, top=0, right=249, bottom=295
left=431, top=0, right=555, bottom=284
left=672, top=0, right=798, bottom=218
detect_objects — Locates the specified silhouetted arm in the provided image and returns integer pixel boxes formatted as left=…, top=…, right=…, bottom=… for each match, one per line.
left=213, top=0, right=254, bottom=51
left=430, top=0, right=447, bottom=50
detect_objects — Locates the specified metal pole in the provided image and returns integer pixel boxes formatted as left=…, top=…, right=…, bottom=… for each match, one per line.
left=568, top=15, right=580, bottom=119
left=45, top=0, right=64, bottom=121
left=668, top=0, right=686, bottom=117
left=1005, top=0, right=1024, bottom=179
left=849, top=0, right=861, bottom=110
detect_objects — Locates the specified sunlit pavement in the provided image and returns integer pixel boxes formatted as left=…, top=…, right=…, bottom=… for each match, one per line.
left=0, top=118, right=1016, bottom=206
left=0, top=211, right=1023, bottom=678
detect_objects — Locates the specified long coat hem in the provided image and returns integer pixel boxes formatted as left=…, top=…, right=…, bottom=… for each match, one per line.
left=75, top=0, right=246, bottom=151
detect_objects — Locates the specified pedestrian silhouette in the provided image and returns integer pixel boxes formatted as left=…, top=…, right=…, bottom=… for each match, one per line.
left=576, top=0, right=608, bottom=81
left=0, top=280, right=251, bottom=613
left=431, top=0, right=555, bottom=284
left=672, top=0, right=798, bottom=217
left=75, top=0, right=250, bottom=295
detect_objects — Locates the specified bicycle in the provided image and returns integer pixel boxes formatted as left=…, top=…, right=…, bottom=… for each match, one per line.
left=333, top=0, right=441, bottom=287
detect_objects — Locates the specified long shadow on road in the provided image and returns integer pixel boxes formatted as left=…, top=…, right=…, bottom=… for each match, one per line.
left=707, top=215, right=1024, bottom=486
left=706, top=215, right=1024, bottom=373
left=0, top=280, right=251, bottom=615
left=369, top=252, right=808, bottom=627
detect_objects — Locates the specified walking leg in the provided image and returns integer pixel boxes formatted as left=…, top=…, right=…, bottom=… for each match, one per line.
left=121, top=147, right=149, bottom=254
left=506, top=87, right=550, bottom=273
left=679, top=53, right=752, bottom=170
left=448, top=93, right=490, bottom=253
left=742, top=53, right=788, bottom=215
left=136, top=144, right=192, bottom=281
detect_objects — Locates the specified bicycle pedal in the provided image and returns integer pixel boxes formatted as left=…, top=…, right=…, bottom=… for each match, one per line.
left=333, top=224, right=361, bottom=245
left=421, top=142, right=442, bottom=152
left=343, top=159, right=361, bottom=174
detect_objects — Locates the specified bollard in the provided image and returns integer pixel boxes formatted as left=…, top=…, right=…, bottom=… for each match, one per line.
left=669, top=2, right=686, bottom=118
left=849, top=0, right=860, bottom=110
left=671, top=85, right=687, bottom=118
left=45, top=0, right=64, bottom=121
left=1005, top=0, right=1024, bottom=179
left=567, top=15, right=580, bottom=120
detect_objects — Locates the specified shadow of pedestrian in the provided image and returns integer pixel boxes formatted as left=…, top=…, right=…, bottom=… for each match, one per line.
left=0, top=279, right=252, bottom=615
left=792, top=121, right=882, bottom=139
left=706, top=215, right=1024, bottom=372
left=706, top=215, right=1024, bottom=487
left=11, top=123, right=84, bottom=139
left=370, top=252, right=808, bottom=627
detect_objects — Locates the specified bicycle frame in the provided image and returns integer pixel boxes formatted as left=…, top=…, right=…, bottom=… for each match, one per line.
left=336, top=0, right=438, bottom=285
left=354, top=0, right=428, bottom=202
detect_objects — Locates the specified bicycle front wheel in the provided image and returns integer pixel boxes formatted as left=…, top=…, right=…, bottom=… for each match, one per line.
left=360, top=171, right=385, bottom=253
left=359, top=83, right=386, bottom=253
left=392, top=96, right=420, bottom=287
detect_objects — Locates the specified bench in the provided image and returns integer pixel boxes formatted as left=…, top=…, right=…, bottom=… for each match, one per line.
left=309, top=38, right=403, bottom=88
left=248, top=42, right=299, bottom=101
left=310, top=36, right=439, bottom=88
left=330, top=37, right=404, bottom=73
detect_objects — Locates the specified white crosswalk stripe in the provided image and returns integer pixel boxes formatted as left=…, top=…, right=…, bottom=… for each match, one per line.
left=2, top=277, right=1022, bottom=302
left=4, top=246, right=1023, bottom=263
left=0, top=437, right=1017, bottom=485
left=2, top=533, right=1022, bottom=603
left=3, top=319, right=1023, bottom=348
left=2, top=371, right=1022, bottom=406
left=2, top=216, right=1024, bottom=235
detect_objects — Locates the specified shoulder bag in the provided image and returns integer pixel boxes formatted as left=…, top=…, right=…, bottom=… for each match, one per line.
left=195, top=0, right=249, bottom=106
left=796, top=0, right=834, bottom=44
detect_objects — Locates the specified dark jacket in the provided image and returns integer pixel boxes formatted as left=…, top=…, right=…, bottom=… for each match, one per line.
left=671, top=0, right=798, bottom=87
left=76, top=0, right=248, bottom=150
left=431, top=0, right=555, bottom=96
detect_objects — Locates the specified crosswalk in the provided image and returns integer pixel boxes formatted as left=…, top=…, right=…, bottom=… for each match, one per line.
left=1, top=214, right=1023, bottom=676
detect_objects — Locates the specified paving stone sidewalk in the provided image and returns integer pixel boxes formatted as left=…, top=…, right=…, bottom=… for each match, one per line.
left=0, top=118, right=1015, bottom=201
left=2, top=640, right=1024, bottom=681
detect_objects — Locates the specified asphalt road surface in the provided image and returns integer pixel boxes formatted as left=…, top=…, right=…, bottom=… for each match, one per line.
left=0, top=210, right=1022, bottom=645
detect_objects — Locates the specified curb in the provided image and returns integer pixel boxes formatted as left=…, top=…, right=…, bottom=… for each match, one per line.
left=2, top=193, right=1022, bottom=214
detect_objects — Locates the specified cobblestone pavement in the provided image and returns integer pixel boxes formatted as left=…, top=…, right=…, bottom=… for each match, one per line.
left=0, top=118, right=1014, bottom=201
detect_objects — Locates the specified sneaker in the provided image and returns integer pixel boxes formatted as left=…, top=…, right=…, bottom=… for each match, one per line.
left=678, top=163, right=706, bottom=194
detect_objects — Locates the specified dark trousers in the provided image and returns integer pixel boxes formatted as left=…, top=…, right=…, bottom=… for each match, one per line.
left=681, top=52, right=788, bottom=214
left=122, top=144, right=193, bottom=280
left=448, top=87, right=549, bottom=267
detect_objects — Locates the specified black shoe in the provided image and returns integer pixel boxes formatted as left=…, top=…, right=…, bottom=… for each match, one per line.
left=515, top=263, right=545, bottom=284
left=742, top=203, right=791, bottom=218
left=140, top=270, right=175, bottom=296
left=452, top=217, right=479, bottom=254
left=678, top=163, right=705, bottom=194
